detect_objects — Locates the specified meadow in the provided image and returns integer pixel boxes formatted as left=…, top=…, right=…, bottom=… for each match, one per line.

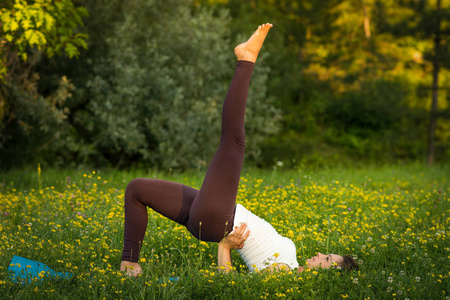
left=0, top=164, right=449, bottom=299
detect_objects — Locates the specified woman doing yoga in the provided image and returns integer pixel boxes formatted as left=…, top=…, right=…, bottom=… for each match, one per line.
left=120, top=23, right=358, bottom=276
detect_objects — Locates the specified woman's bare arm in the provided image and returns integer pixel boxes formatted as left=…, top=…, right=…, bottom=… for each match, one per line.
left=217, top=224, right=249, bottom=273
left=217, top=241, right=233, bottom=273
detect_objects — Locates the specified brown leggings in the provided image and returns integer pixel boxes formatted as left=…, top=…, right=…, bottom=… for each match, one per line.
left=122, top=61, right=254, bottom=262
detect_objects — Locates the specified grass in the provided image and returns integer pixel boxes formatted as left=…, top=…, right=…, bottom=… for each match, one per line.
left=0, top=163, right=449, bottom=299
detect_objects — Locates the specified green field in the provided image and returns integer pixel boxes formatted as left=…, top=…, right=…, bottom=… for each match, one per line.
left=0, top=164, right=449, bottom=299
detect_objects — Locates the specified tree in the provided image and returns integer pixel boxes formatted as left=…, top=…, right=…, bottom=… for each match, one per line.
left=372, top=0, right=450, bottom=164
left=82, top=0, right=279, bottom=169
left=427, top=0, right=448, bottom=165
left=0, top=0, right=88, bottom=80
left=207, top=0, right=450, bottom=166
left=0, top=0, right=88, bottom=168
left=1, top=0, right=280, bottom=169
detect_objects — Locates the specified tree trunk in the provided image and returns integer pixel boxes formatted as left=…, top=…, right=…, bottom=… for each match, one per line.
left=362, top=0, right=371, bottom=38
left=427, top=0, right=441, bottom=165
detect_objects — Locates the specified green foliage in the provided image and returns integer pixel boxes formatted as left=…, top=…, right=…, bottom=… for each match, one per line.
left=211, top=0, right=450, bottom=168
left=0, top=0, right=88, bottom=79
left=0, top=0, right=89, bottom=168
left=33, top=0, right=279, bottom=170
left=1, top=0, right=449, bottom=169
left=0, top=76, right=75, bottom=168
left=0, top=165, right=448, bottom=298
left=100, top=0, right=234, bottom=169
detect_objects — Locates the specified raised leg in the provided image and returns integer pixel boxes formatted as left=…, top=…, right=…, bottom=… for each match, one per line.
left=185, top=23, right=273, bottom=241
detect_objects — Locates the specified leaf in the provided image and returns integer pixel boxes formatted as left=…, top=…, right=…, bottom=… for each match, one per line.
left=0, top=11, right=11, bottom=25
left=20, top=52, right=27, bottom=61
left=74, top=33, right=89, bottom=49
left=44, top=13, right=55, bottom=31
left=15, top=10, right=23, bottom=22
left=13, top=2, right=24, bottom=10
left=36, top=9, right=45, bottom=28
left=65, top=42, right=78, bottom=58
left=76, top=38, right=88, bottom=50
left=24, top=29, right=40, bottom=46
left=24, top=29, right=32, bottom=40
left=21, top=19, right=32, bottom=30
left=45, top=46, right=54, bottom=58
left=0, top=62, right=7, bottom=82
left=9, top=19, right=19, bottom=31
left=36, top=31, right=47, bottom=45
left=77, top=6, right=89, bottom=17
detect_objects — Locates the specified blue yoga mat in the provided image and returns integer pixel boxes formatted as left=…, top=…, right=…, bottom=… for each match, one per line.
left=158, top=276, right=180, bottom=283
left=8, top=255, right=72, bottom=284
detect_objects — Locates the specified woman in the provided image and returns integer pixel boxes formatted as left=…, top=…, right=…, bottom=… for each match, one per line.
left=120, top=23, right=358, bottom=276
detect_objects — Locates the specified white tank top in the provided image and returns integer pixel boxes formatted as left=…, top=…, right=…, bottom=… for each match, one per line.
left=233, top=204, right=299, bottom=272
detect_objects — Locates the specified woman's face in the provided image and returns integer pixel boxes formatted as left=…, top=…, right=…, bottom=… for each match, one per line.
left=305, top=252, right=343, bottom=269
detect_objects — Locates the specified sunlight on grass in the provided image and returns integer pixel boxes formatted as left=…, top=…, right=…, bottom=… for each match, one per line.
left=0, top=165, right=448, bottom=299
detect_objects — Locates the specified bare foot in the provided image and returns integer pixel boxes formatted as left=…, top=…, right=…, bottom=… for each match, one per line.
left=234, top=23, right=273, bottom=63
left=120, top=261, right=142, bottom=277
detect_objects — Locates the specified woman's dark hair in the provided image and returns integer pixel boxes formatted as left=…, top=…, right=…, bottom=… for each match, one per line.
left=338, top=255, right=359, bottom=271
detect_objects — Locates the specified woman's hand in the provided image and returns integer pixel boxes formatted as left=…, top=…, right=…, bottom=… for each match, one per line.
left=220, top=224, right=250, bottom=250
left=218, top=224, right=249, bottom=273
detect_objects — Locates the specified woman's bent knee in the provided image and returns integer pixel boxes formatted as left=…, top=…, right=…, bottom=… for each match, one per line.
left=125, top=178, right=146, bottom=203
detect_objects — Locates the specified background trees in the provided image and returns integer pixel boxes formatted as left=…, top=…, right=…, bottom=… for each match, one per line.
left=66, top=0, right=278, bottom=169
left=1, top=0, right=279, bottom=169
left=0, top=0, right=448, bottom=170
left=212, top=0, right=450, bottom=167
left=0, top=0, right=88, bottom=168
